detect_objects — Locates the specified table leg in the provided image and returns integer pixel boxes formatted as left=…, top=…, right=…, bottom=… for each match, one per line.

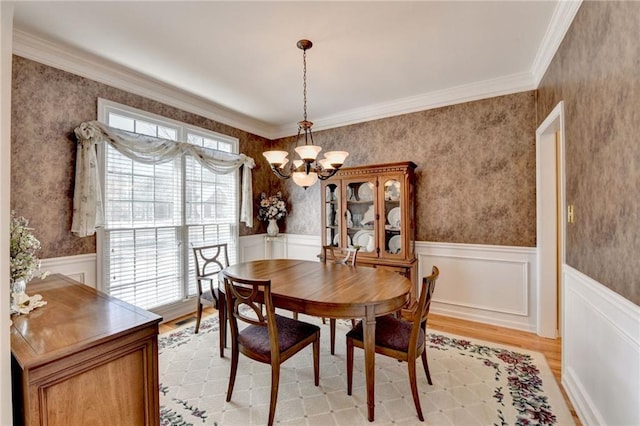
left=364, top=306, right=376, bottom=421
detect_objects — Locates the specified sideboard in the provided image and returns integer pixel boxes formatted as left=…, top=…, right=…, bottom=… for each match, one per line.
left=10, top=274, right=162, bottom=426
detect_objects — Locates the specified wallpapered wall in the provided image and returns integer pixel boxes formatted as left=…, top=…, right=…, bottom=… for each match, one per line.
left=277, top=91, right=538, bottom=247
left=10, top=56, right=276, bottom=259
left=11, top=57, right=538, bottom=261
left=537, top=1, right=639, bottom=305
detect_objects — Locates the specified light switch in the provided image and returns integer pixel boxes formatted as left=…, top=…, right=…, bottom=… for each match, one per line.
left=567, top=205, right=575, bottom=224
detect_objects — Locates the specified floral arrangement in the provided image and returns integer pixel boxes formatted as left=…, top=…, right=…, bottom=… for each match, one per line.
left=258, top=192, right=287, bottom=221
left=10, top=212, right=47, bottom=285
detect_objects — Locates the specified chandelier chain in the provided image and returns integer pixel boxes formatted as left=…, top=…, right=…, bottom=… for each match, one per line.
left=302, top=48, right=307, bottom=121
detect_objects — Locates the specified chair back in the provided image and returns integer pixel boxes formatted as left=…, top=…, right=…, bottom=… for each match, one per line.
left=222, top=272, right=279, bottom=360
left=416, top=266, right=439, bottom=325
left=192, top=243, right=229, bottom=291
left=322, top=245, right=360, bottom=266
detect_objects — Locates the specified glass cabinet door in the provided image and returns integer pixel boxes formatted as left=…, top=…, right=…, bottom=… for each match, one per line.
left=344, top=179, right=376, bottom=254
left=323, top=183, right=340, bottom=247
left=382, top=176, right=403, bottom=258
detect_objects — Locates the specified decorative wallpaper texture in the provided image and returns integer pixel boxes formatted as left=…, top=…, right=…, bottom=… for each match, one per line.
left=276, top=92, right=538, bottom=247
left=11, top=57, right=537, bottom=262
left=10, top=56, right=275, bottom=259
left=537, top=1, right=640, bottom=305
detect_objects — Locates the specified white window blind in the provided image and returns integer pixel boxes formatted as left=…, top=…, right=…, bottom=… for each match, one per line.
left=99, top=100, right=238, bottom=311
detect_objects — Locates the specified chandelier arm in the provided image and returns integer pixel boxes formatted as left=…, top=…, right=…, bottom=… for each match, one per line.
left=316, top=167, right=341, bottom=180
left=271, top=166, right=292, bottom=180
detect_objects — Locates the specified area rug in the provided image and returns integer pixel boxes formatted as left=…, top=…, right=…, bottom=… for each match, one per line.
left=159, top=314, right=574, bottom=425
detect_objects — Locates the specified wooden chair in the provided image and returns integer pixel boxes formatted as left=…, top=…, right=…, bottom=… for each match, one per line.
left=322, top=244, right=360, bottom=266
left=192, top=243, right=229, bottom=357
left=222, top=271, right=320, bottom=426
left=321, top=245, right=360, bottom=355
left=346, top=266, right=440, bottom=421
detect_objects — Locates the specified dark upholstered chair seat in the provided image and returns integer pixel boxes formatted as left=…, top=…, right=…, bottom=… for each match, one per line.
left=200, top=289, right=218, bottom=307
left=347, top=314, right=425, bottom=353
left=239, top=314, right=320, bottom=357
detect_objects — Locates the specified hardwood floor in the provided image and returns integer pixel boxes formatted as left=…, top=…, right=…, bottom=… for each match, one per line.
left=160, top=309, right=580, bottom=424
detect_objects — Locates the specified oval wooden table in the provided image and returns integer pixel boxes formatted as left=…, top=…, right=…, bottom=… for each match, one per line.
left=222, top=259, right=412, bottom=422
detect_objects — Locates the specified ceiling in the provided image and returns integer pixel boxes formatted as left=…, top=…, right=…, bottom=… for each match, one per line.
left=11, top=1, right=578, bottom=139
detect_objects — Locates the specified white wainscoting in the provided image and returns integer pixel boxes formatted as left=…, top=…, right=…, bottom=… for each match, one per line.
left=238, top=234, right=321, bottom=262
left=238, top=234, right=268, bottom=262
left=281, top=234, right=322, bottom=261
left=562, top=265, right=640, bottom=426
left=39, top=239, right=542, bottom=335
left=416, top=242, right=538, bottom=332
left=41, top=253, right=97, bottom=288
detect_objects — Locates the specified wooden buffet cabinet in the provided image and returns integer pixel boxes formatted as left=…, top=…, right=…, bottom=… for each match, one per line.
left=321, top=161, right=419, bottom=298
left=10, top=274, right=162, bottom=426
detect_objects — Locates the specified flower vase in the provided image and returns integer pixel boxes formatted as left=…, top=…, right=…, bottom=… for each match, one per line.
left=267, top=219, right=279, bottom=237
left=10, top=279, right=27, bottom=312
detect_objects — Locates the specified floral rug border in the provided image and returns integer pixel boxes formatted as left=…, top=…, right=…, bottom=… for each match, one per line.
left=159, top=316, right=569, bottom=426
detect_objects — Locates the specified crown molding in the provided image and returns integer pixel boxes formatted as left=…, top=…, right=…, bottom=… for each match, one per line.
left=13, top=2, right=580, bottom=143
left=531, top=0, right=583, bottom=87
left=12, top=29, right=276, bottom=139
left=272, top=71, right=535, bottom=138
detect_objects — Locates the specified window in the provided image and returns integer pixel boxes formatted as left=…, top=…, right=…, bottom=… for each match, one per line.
left=98, top=99, right=238, bottom=312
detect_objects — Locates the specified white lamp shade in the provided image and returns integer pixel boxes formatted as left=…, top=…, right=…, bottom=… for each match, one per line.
left=292, top=171, right=318, bottom=188
left=324, top=151, right=349, bottom=166
left=318, top=158, right=334, bottom=170
left=293, top=159, right=304, bottom=169
left=263, top=150, right=289, bottom=166
left=294, top=145, right=322, bottom=160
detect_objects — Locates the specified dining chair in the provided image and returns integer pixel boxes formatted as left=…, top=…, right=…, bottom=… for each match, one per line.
left=346, top=265, right=440, bottom=421
left=192, top=243, right=229, bottom=357
left=321, top=245, right=360, bottom=355
left=322, top=244, right=360, bottom=266
left=223, top=271, right=320, bottom=426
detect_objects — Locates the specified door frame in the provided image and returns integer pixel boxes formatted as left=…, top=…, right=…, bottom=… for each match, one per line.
left=535, top=101, right=566, bottom=338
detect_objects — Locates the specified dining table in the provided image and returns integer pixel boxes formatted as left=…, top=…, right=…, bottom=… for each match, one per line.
left=221, top=258, right=412, bottom=422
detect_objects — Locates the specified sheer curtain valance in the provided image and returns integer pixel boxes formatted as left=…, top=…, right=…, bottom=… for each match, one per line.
left=71, top=120, right=255, bottom=237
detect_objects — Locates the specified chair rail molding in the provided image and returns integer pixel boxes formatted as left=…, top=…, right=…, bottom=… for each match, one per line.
left=416, top=241, right=538, bottom=332
left=562, top=265, right=640, bottom=426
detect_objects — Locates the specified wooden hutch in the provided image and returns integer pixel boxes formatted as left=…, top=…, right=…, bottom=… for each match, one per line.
left=321, top=161, right=418, bottom=298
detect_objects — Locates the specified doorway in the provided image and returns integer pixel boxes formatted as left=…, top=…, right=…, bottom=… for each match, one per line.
left=536, top=101, right=566, bottom=338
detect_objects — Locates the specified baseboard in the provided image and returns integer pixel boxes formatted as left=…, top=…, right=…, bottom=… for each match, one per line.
left=563, top=365, right=604, bottom=426
left=562, top=265, right=640, bottom=426
left=416, top=241, right=537, bottom=332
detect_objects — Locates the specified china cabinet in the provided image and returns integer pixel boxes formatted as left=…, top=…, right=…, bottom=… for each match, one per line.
left=321, top=161, right=418, bottom=298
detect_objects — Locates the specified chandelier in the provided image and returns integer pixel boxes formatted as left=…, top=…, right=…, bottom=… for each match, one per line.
left=263, top=39, right=349, bottom=189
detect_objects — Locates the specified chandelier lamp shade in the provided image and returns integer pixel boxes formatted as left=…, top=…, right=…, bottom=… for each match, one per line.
left=263, top=39, right=349, bottom=189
